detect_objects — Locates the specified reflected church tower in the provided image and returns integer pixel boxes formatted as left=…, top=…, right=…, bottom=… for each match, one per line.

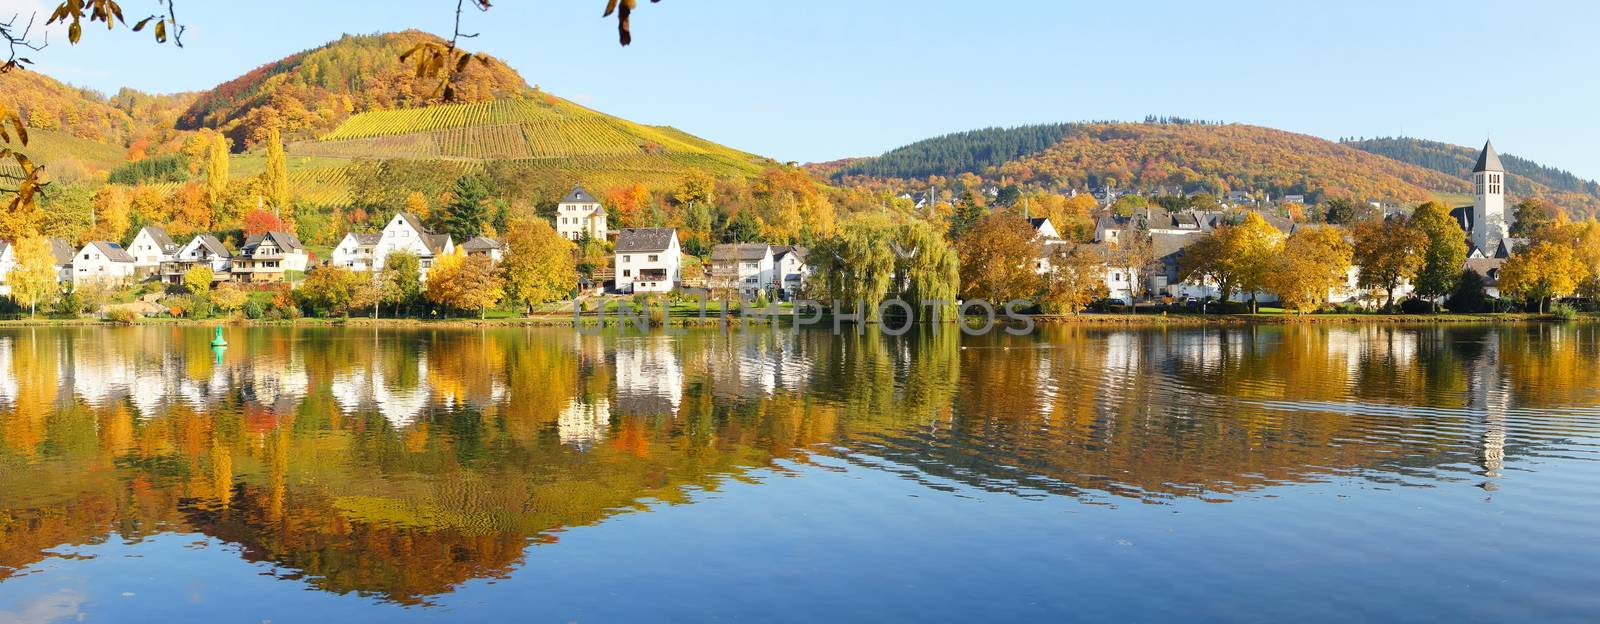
left=1467, top=332, right=1508, bottom=482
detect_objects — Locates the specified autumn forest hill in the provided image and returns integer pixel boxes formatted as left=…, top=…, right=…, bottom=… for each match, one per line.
left=823, top=120, right=1600, bottom=218
left=1, top=31, right=864, bottom=255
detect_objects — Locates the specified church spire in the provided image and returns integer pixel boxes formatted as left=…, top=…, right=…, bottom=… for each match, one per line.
left=1473, top=140, right=1504, bottom=173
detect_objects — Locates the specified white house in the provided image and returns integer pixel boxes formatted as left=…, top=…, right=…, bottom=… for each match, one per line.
left=460, top=236, right=506, bottom=263
left=127, top=225, right=178, bottom=276
left=166, top=234, right=232, bottom=284
left=1036, top=242, right=1138, bottom=305
left=0, top=240, right=15, bottom=296
left=331, top=232, right=383, bottom=273
left=1027, top=217, right=1061, bottom=241
left=364, top=213, right=455, bottom=280
left=72, top=241, right=137, bottom=286
left=231, top=231, right=308, bottom=283
left=615, top=228, right=680, bottom=293
left=710, top=243, right=774, bottom=298
left=773, top=245, right=810, bottom=298
left=556, top=185, right=609, bottom=242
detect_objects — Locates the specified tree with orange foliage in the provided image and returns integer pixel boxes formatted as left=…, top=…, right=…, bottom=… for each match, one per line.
left=167, top=182, right=211, bottom=235
left=243, top=208, right=286, bottom=236
left=605, top=183, right=652, bottom=229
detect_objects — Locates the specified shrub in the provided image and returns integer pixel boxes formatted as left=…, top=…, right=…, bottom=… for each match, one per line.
left=104, top=308, right=139, bottom=324
left=1550, top=302, right=1579, bottom=320
left=1397, top=297, right=1434, bottom=314
left=243, top=299, right=265, bottom=320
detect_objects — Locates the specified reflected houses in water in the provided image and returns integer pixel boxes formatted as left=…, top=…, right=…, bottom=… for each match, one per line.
left=3, top=326, right=1600, bottom=604
left=610, top=334, right=683, bottom=417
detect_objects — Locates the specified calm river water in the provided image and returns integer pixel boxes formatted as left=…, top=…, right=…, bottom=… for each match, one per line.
left=0, top=324, right=1598, bottom=622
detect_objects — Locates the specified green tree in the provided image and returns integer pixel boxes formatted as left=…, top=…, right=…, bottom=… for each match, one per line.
left=946, top=191, right=986, bottom=241
left=1509, top=198, right=1556, bottom=239
left=441, top=175, right=490, bottom=242
left=296, top=266, right=365, bottom=317
left=808, top=216, right=897, bottom=321
left=1412, top=201, right=1469, bottom=311
left=380, top=251, right=423, bottom=317
left=1320, top=198, right=1370, bottom=225
left=892, top=220, right=960, bottom=321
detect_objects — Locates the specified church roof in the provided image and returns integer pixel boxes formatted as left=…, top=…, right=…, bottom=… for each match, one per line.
left=1473, top=140, right=1504, bottom=173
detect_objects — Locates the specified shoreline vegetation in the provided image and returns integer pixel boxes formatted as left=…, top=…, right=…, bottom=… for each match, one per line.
left=0, top=310, right=1581, bottom=329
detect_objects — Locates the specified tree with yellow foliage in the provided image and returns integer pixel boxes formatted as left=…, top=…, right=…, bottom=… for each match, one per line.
left=1040, top=243, right=1110, bottom=315
left=1225, top=212, right=1284, bottom=312
left=1351, top=217, right=1427, bottom=311
left=1499, top=241, right=1588, bottom=314
left=956, top=213, right=1042, bottom=303
left=7, top=237, right=58, bottom=317
left=262, top=126, right=288, bottom=212
left=89, top=186, right=132, bottom=243
left=1266, top=225, right=1353, bottom=314
left=501, top=218, right=575, bottom=314
left=426, top=249, right=504, bottom=318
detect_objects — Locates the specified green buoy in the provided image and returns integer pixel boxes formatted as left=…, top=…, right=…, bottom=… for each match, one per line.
left=210, top=326, right=228, bottom=347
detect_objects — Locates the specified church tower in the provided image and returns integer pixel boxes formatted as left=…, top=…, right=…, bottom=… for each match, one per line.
left=1471, top=140, right=1507, bottom=254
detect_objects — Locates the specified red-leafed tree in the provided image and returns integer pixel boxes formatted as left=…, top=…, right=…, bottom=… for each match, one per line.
left=243, top=208, right=286, bottom=236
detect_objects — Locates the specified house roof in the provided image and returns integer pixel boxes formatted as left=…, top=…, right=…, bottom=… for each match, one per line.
left=711, top=243, right=771, bottom=262
left=1027, top=217, right=1052, bottom=229
left=189, top=234, right=231, bottom=257
left=615, top=228, right=678, bottom=253
left=87, top=241, right=135, bottom=263
left=772, top=245, right=808, bottom=262
left=1473, top=140, right=1504, bottom=173
left=1464, top=257, right=1507, bottom=285
left=562, top=185, right=599, bottom=204
left=425, top=233, right=452, bottom=255
left=348, top=232, right=382, bottom=245
left=461, top=235, right=504, bottom=251
left=243, top=231, right=305, bottom=254
left=49, top=238, right=76, bottom=265
left=140, top=225, right=177, bottom=252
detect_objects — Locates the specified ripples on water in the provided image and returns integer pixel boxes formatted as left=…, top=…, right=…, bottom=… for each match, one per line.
left=1, top=324, right=1599, bottom=621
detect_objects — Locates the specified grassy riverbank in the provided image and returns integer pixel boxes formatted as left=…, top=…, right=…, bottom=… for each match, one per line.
left=0, top=310, right=1584, bottom=328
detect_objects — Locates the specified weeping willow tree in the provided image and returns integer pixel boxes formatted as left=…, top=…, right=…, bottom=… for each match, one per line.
left=891, top=220, right=960, bottom=322
left=808, top=215, right=959, bottom=322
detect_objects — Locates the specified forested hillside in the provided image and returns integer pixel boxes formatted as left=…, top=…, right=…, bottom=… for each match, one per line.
left=1345, top=137, right=1600, bottom=213
left=178, top=31, right=532, bottom=148
left=836, top=121, right=1468, bottom=203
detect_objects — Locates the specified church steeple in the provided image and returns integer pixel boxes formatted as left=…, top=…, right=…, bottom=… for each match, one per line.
left=1473, top=140, right=1504, bottom=173
left=1471, top=138, right=1507, bottom=253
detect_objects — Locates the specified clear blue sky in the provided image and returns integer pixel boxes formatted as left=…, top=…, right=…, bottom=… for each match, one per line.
left=8, top=0, right=1600, bottom=180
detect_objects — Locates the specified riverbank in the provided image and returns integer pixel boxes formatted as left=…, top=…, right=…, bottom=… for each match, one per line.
left=0, top=311, right=1582, bottom=328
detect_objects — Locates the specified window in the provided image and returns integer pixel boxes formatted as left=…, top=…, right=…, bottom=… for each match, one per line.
left=622, top=255, right=631, bottom=263
left=648, top=254, right=659, bottom=262
left=623, top=269, right=631, bottom=277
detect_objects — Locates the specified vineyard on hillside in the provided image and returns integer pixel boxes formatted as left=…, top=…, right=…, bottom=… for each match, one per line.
left=301, top=98, right=763, bottom=165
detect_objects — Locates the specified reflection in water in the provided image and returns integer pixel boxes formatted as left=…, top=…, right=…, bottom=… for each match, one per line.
left=2, top=324, right=1600, bottom=614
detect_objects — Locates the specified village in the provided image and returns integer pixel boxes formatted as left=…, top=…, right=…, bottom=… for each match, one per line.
left=0, top=140, right=1560, bottom=321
